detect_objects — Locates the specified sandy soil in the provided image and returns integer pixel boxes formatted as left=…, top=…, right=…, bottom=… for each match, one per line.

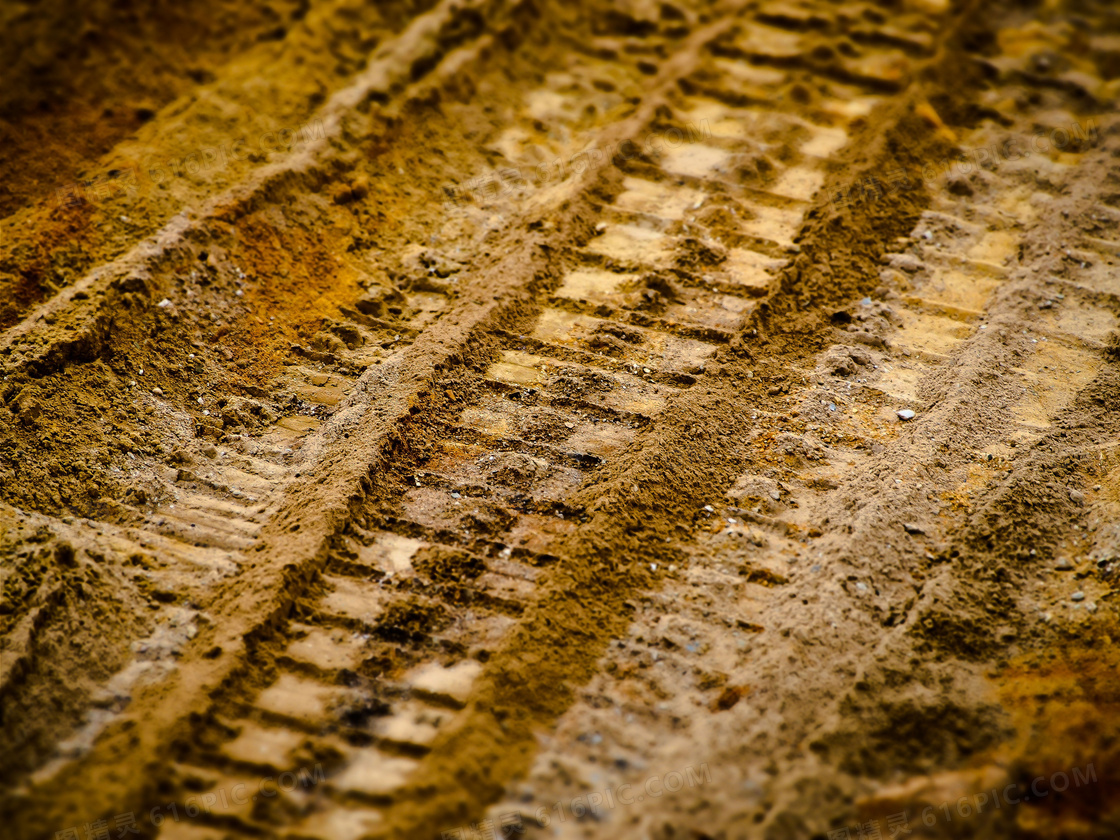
left=2, top=1, right=1119, bottom=839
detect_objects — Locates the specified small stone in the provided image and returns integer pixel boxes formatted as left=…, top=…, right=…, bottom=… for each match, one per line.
left=703, top=505, right=714, bottom=512
left=151, top=387, right=163, bottom=396
left=828, top=403, right=836, bottom=412
left=769, top=489, right=781, bottom=501
left=897, top=409, right=916, bottom=421
left=157, top=298, right=171, bottom=308
left=1069, top=489, right=1085, bottom=504
left=1085, top=602, right=1097, bottom=613
left=1071, top=591, right=1085, bottom=602
left=1055, top=557, right=1073, bottom=571
left=903, top=522, right=924, bottom=535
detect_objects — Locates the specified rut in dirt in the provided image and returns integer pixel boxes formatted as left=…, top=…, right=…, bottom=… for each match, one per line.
left=3, top=1, right=1120, bottom=839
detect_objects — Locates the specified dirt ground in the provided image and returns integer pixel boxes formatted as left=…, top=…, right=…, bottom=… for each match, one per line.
left=2, top=0, right=1119, bottom=838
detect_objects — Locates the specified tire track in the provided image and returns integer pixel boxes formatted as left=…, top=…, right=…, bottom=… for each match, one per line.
left=5, top=1, right=1118, bottom=839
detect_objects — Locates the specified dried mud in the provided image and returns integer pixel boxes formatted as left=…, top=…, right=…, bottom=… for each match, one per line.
left=2, top=1, right=1120, bottom=839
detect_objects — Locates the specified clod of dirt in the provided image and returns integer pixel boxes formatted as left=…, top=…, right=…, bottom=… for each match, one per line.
left=772, top=432, right=829, bottom=463
left=374, top=598, right=448, bottom=643
left=819, top=344, right=874, bottom=377
left=412, top=546, right=486, bottom=584
left=727, top=475, right=783, bottom=511
left=711, top=684, right=749, bottom=711
left=355, top=285, right=409, bottom=318
left=487, top=453, right=553, bottom=487
left=675, top=236, right=728, bottom=270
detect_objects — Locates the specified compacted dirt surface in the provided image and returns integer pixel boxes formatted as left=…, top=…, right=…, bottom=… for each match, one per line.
left=3, top=1, right=1120, bottom=838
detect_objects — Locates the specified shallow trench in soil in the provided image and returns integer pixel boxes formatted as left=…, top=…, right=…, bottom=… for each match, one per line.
left=2, top=1, right=1120, bottom=839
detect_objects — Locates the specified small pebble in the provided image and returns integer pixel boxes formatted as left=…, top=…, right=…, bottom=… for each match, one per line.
left=157, top=298, right=171, bottom=308
left=897, top=409, right=916, bottom=421
left=1069, top=489, right=1085, bottom=504
left=1071, top=591, right=1085, bottom=602
left=769, top=489, right=781, bottom=501
left=151, top=387, right=163, bottom=396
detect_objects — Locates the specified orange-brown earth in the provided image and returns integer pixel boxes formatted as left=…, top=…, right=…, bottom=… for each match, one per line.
left=2, top=1, right=1119, bottom=839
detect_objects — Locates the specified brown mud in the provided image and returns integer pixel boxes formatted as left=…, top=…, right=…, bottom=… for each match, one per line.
left=2, top=0, right=1120, bottom=839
